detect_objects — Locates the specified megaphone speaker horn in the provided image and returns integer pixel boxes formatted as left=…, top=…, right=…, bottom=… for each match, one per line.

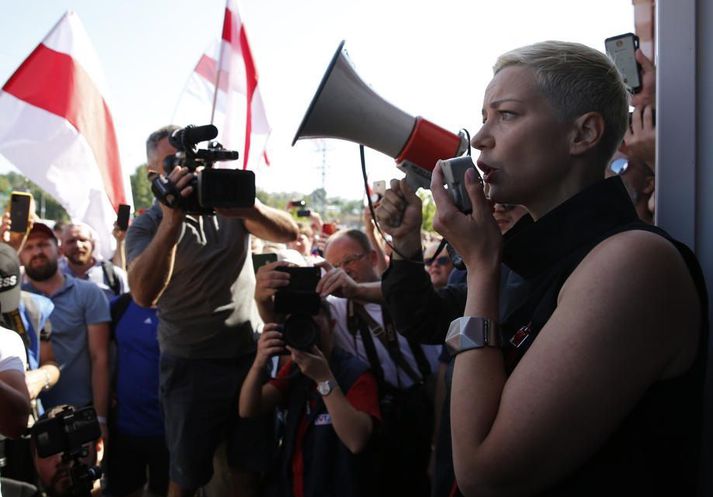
left=293, top=41, right=466, bottom=179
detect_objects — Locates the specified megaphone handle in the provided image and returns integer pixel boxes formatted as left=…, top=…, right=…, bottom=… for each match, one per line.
left=404, top=173, right=423, bottom=194
left=397, top=161, right=432, bottom=191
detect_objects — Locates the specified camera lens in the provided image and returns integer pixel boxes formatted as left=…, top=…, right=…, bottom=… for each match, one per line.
left=282, top=314, right=318, bottom=351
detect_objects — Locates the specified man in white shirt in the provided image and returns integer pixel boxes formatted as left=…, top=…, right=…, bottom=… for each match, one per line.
left=0, top=326, right=31, bottom=497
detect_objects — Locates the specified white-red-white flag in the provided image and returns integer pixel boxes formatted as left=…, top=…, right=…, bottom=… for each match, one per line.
left=0, top=11, right=131, bottom=259
left=173, top=0, right=270, bottom=171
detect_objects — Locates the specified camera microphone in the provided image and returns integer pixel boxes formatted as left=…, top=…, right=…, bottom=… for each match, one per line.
left=170, top=124, right=219, bottom=151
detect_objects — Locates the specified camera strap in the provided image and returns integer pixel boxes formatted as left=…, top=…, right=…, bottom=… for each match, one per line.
left=382, top=304, right=432, bottom=380
left=348, top=300, right=386, bottom=387
left=347, top=300, right=425, bottom=387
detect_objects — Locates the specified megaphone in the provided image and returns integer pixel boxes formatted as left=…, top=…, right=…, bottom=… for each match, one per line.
left=293, top=41, right=468, bottom=190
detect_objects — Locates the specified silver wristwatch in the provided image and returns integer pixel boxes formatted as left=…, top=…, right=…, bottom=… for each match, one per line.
left=317, top=379, right=336, bottom=396
left=445, top=316, right=501, bottom=356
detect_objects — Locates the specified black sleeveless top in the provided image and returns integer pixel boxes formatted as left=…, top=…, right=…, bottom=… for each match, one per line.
left=498, top=177, right=708, bottom=496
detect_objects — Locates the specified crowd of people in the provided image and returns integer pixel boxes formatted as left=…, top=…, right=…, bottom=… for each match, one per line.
left=0, top=35, right=707, bottom=497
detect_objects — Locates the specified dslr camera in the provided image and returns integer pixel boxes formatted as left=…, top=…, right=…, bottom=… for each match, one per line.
left=273, top=266, right=322, bottom=351
left=151, top=124, right=256, bottom=215
left=31, top=406, right=102, bottom=497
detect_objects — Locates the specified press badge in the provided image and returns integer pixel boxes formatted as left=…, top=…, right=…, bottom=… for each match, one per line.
left=314, top=414, right=332, bottom=426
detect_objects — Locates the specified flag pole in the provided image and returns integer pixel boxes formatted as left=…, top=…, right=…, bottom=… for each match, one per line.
left=210, top=1, right=229, bottom=125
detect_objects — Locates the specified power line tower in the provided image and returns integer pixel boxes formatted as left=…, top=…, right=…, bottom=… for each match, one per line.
left=313, top=139, right=331, bottom=213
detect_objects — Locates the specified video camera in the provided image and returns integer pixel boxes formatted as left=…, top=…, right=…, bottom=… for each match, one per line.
left=273, top=266, right=322, bottom=351
left=287, top=199, right=311, bottom=218
left=150, top=124, right=256, bottom=215
left=31, top=406, right=102, bottom=497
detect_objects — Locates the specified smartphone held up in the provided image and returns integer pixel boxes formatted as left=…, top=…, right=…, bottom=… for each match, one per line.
left=9, top=191, right=33, bottom=233
left=605, top=33, right=642, bottom=94
left=116, top=204, right=131, bottom=231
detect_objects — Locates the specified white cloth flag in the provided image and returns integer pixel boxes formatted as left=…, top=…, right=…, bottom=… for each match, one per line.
left=173, top=0, right=270, bottom=171
left=0, top=11, right=131, bottom=259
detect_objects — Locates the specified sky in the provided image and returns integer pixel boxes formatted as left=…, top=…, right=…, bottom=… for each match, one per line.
left=0, top=0, right=634, bottom=201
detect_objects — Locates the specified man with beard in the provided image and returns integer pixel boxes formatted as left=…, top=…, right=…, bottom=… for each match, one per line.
left=30, top=405, right=102, bottom=497
left=60, top=223, right=128, bottom=300
left=19, top=224, right=110, bottom=443
left=31, top=438, right=102, bottom=497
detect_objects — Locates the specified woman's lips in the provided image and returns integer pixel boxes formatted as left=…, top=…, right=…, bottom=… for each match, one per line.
left=477, top=161, right=497, bottom=183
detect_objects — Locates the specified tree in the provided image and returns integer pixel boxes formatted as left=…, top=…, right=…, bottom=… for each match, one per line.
left=130, top=164, right=154, bottom=212
left=0, top=176, right=11, bottom=195
left=0, top=171, right=69, bottom=221
left=417, top=189, right=435, bottom=233
left=308, top=188, right=327, bottom=213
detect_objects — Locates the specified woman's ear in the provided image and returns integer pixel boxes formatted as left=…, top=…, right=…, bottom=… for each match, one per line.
left=569, top=112, right=605, bottom=156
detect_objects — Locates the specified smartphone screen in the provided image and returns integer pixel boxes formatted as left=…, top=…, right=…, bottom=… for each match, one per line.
left=605, top=33, right=641, bottom=93
left=116, top=204, right=131, bottom=231
left=9, top=192, right=32, bottom=233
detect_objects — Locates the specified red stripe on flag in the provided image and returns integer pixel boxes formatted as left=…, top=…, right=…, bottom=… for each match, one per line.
left=2, top=44, right=125, bottom=209
left=194, top=54, right=229, bottom=93
left=238, top=25, right=258, bottom=170
left=222, top=8, right=233, bottom=43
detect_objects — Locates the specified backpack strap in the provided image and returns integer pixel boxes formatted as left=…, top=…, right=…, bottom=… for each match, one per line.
left=110, top=293, right=133, bottom=337
left=101, top=260, right=121, bottom=296
left=20, top=291, right=52, bottom=340
left=2, top=308, right=29, bottom=352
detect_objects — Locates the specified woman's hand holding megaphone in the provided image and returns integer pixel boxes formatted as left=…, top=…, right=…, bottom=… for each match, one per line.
left=375, top=179, right=423, bottom=260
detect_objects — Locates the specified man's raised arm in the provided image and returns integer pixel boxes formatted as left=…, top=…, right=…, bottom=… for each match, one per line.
left=217, top=199, right=298, bottom=243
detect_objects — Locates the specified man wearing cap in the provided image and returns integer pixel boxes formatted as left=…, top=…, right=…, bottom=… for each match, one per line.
left=0, top=293, right=31, bottom=490
left=0, top=241, right=60, bottom=485
left=18, top=223, right=110, bottom=442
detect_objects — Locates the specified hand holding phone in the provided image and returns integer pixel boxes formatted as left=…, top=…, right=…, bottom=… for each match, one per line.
left=605, top=33, right=642, bottom=93
left=116, top=204, right=131, bottom=231
left=630, top=49, right=656, bottom=108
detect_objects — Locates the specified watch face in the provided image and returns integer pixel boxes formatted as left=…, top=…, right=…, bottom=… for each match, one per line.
left=317, top=380, right=333, bottom=396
